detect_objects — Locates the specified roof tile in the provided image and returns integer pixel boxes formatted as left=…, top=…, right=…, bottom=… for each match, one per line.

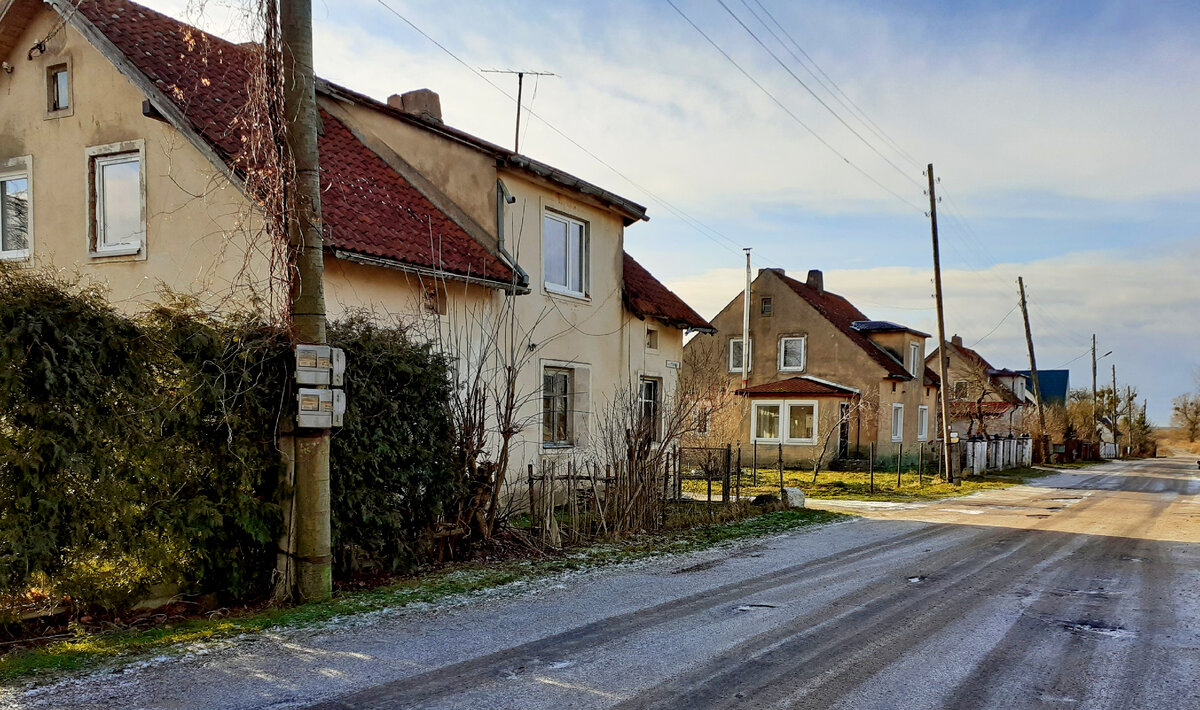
left=623, top=252, right=713, bottom=332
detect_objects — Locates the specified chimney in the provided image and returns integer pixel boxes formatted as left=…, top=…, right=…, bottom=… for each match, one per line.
left=806, top=269, right=824, bottom=294
left=758, top=267, right=785, bottom=277
left=387, top=89, right=443, bottom=124
left=951, top=334, right=963, bottom=348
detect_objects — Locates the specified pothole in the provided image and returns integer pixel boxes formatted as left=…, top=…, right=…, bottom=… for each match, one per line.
left=673, top=559, right=721, bottom=574
left=1061, top=620, right=1135, bottom=639
left=908, top=576, right=925, bottom=583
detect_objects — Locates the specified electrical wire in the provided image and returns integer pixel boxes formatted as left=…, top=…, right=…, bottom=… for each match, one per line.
left=968, top=301, right=1019, bottom=348
left=716, top=0, right=923, bottom=191
left=663, top=0, right=924, bottom=214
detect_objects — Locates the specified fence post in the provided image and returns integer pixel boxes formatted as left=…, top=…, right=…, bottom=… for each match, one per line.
left=869, top=442, right=875, bottom=493
left=527, top=463, right=536, bottom=530
left=896, top=443, right=903, bottom=488
left=736, top=446, right=742, bottom=501
left=753, top=441, right=758, bottom=485
left=778, top=441, right=785, bottom=505
left=707, top=454, right=713, bottom=504
left=723, top=444, right=732, bottom=504
left=662, top=455, right=670, bottom=527
left=918, top=445, right=924, bottom=486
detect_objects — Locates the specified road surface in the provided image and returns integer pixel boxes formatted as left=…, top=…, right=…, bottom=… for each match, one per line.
left=11, top=457, right=1200, bottom=709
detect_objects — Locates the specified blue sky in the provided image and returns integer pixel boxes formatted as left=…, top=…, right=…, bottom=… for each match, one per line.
left=158, top=0, right=1200, bottom=422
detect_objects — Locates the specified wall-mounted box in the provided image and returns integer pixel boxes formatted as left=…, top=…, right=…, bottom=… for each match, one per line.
left=297, top=387, right=346, bottom=428
left=295, top=345, right=346, bottom=386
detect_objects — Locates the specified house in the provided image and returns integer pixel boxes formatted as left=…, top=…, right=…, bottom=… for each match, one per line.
left=0, top=0, right=713, bottom=482
left=683, top=267, right=940, bottom=467
left=925, top=335, right=1025, bottom=438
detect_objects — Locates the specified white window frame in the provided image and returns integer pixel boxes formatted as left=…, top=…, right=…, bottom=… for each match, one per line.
left=728, top=338, right=752, bottom=373
left=917, top=405, right=929, bottom=441
left=86, top=140, right=147, bottom=258
left=760, top=296, right=773, bottom=316
left=646, top=327, right=659, bottom=352
left=779, top=335, right=807, bottom=372
left=0, top=155, right=33, bottom=261
left=542, top=210, right=588, bottom=299
left=784, top=400, right=819, bottom=445
left=891, top=403, right=905, bottom=442
left=909, top=342, right=921, bottom=376
left=751, top=401, right=781, bottom=443
left=638, top=376, right=662, bottom=441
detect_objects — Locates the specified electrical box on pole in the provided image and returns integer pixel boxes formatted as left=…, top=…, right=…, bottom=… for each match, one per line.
left=294, top=344, right=346, bottom=428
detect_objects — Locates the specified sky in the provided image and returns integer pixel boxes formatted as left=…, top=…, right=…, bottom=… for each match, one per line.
left=152, top=0, right=1200, bottom=423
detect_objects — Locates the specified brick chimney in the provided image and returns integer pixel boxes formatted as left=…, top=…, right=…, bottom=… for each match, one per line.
left=387, top=89, right=443, bottom=124
left=951, top=334, right=963, bottom=348
left=806, top=269, right=823, bottom=294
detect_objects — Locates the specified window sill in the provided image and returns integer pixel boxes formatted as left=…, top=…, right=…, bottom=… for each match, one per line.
left=544, top=285, right=589, bottom=302
left=779, top=367, right=806, bottom=373
left=0, top=251, right=31, bottom=262
left=752, top=438, right=780, bottom=445
left=92, top=245, right=142, bottom=258
left=891, top=437, right=904, bottom=443
left=542, top=443, right=575, bottom=450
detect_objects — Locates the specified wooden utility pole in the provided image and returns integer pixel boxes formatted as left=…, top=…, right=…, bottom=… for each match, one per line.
left=741, top=248, right=751, bottom=391
left=927, top=164, right=954, bottom=483
left=1091, top=335, right=1098, bottom=451
left=281, top=0, right=331, bottom=602
left=1017, top=277, right=1048, bottom=462
left=1112, top=364, right=1118, bottom=457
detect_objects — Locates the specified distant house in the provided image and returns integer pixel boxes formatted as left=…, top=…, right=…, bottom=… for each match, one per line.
left=1016, top=369, right=1070, bottom=406
left=926, top=335, right=1025, bottom=438
left=683, top=268, right=940, bottom=467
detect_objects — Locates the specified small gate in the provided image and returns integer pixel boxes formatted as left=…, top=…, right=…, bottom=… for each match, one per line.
left=678, top=445, right=734, bottom=502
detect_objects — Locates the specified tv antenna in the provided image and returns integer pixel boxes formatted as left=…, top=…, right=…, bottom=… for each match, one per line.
left=480, top=69, right=557, bottom=154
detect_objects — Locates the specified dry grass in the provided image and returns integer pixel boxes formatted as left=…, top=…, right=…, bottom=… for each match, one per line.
left=683, top=467, right=1054, bottom=503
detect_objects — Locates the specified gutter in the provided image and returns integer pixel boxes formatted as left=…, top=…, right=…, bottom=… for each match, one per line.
left=332, top=250, right=530, bottom=295
left=495, top=179, right=530, bottom=289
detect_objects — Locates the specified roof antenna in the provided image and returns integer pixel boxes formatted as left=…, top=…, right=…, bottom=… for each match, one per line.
left=480, top=69, right=557, bottom=154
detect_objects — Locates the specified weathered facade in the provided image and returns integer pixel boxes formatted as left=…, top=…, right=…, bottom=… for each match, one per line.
left=684, top=267, right=940, bottom=467
left=0, top=0, right=713, bottom=484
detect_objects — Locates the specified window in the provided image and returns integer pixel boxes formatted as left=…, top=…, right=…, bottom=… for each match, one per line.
left=88, top=143, right=145, bottom=256
left=543, top=367, right=573, bottom=446
left=953, top=380, right=969, bottom=400
left=753, top=403, right=780, bottom=441
left=0, top=157, right=31, bottom=260
left=695, top=406, right=710, bottom=435
left=760, top=297, right=773, bottom=316
left=891, top=403, right=904, bottom=441
left=786, top=402, right=817, bottom=444
left=728, top=338, right=752, bottom=372
left=1014, top=379, right=1026, bottom=399
left=46, top=63, right=72, bottom=117
left=543, top=212, right=586, bottom=297
left=423, top=285, right=446, bottom=315
left=918, top=405, right=929, bottom=441
left=779, top=336, right=806, bottom=372
left=638, top=377, right=662, bottom=440
left=909, top=342, right=921, bottom=376
left=646, top=328, right=659, bottom=351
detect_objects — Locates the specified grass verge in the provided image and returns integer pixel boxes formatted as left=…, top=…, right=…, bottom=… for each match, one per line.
left=0, top=507, right=847, bottom=684
left=684, top=466, right=1062, bottom=503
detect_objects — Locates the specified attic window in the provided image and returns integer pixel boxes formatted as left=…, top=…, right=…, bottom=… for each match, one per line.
left=760, top=297, right=773, bottom=316
left=646, top=328, right=659, bottom=351
left=46, top=63, right=72, bottom=117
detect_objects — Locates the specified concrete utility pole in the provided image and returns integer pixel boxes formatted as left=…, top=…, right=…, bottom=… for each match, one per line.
left=281, top=0, right=331, bottom=602
left=926, top=164, right=954, bottom=483
left=1017, top=277, right=1048, bottom=462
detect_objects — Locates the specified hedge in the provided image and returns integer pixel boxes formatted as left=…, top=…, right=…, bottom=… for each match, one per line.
left=0, top=267, right=461, bottom=613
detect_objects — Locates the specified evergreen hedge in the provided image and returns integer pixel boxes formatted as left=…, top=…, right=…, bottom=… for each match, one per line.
left=0, top=267, right=459, bottom=612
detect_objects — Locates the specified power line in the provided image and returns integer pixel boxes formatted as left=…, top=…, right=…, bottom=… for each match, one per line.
left=664, top=0, right=924, bottom=213
left=968, top=301, right=1020, bottom=348
left=372, top=0, right=791, bottom=272
left=746, top=0, right=922, bottom=170
left=716, top=0, right=923, bottom=191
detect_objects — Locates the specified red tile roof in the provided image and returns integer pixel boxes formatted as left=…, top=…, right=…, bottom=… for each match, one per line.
left=929, top=341, right=1022, bottom=405
left=72, top=0, right=513, bottom=284
left=622, top=252, right=714, bottom=332
left=735, top=376, right=858, bottom=398
left=776, top=273, right=913, bottom=379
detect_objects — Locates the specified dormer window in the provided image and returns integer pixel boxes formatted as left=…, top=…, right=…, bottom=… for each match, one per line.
left=909, top=342, right=921, bottom=376
left=46, top=62, right=72, bottom=118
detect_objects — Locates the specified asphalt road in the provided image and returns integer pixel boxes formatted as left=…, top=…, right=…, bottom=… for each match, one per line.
left=12, top=457, right=1200, bottom=709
